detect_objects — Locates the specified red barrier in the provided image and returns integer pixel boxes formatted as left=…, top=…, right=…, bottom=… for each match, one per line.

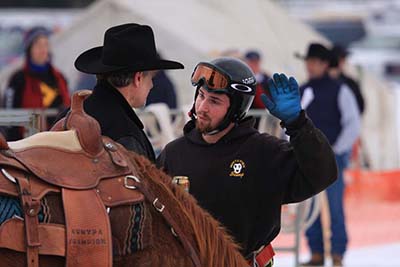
left=345, top=169, right=400, bottom=202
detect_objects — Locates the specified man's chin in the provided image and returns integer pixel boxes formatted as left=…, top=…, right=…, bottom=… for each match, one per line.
left=195, top=121, right=213, bottom=134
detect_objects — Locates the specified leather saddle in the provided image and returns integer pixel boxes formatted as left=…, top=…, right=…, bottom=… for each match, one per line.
left=0, top=91, right=200, bottom=267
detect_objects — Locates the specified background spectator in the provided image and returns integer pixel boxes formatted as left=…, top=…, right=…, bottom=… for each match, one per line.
left=244, top=50, right=271, bottom=128
left=146, top=69, right=177, bottom=109
left=298, top=43, right=361, bottom=267
left=330, top=44, right=365, bottom=115
left=330, top=44, right=368, bottom=168
left=145, top=53, right=177, bottom=109
left=2, top=26, right=70, bottom=140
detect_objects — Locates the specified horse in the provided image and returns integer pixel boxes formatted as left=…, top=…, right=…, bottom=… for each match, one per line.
left=0, top=91, right=249, bottom=267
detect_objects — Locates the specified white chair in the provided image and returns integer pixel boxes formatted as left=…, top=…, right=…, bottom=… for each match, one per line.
left=171, top=104, right=193, bottom=138
left=143, top=103, right=176, bottom=153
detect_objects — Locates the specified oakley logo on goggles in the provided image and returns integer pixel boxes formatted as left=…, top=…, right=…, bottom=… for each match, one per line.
left=191, top=62, right=253, bottom=93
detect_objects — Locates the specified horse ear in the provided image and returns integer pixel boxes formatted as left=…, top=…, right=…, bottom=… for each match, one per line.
left=60, top=90, right=103, bottom=156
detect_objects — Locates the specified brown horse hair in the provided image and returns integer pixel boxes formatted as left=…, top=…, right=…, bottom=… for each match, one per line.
left=126, top=151, right=249, bottom=267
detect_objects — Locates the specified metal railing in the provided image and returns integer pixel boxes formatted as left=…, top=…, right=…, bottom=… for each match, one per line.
left=0, top=109, right=58, bottom=137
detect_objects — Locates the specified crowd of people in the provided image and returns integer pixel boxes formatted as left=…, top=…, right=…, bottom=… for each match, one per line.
left=0, top=23, right=364, bottom=267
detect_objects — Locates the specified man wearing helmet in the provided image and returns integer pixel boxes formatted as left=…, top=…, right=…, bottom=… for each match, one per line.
left=158, top=57, right=337, bottom=267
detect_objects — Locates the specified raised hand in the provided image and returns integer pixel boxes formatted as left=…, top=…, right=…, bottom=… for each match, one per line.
left=261, top=73, right=301, bottom=123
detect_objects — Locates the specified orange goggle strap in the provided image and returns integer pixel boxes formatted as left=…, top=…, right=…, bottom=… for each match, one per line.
left=191, top=62, right=231, bottom=91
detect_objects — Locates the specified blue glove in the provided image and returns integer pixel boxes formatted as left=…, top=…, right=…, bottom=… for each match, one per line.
left=261, top=73, right=301, bottom=124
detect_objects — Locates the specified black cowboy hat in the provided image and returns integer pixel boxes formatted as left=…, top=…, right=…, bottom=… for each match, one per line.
left=331, top=44, right=350, bottom=59
left=295, top=43, right=331, bottom=62
left=74, top=23, right=184, bottom=74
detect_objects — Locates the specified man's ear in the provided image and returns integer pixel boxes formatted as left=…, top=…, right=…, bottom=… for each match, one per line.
left=132, top=72, right=143, bottom=87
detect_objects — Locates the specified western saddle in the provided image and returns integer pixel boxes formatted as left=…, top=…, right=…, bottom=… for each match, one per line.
left=0, top=91, right=200, bottom=267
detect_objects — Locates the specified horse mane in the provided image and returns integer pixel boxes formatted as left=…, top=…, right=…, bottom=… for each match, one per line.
left=126, top=151, right=249, bottom=267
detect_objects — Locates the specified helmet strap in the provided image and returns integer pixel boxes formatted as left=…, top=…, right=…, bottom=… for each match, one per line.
left=190, top=86, right=200, bottom=121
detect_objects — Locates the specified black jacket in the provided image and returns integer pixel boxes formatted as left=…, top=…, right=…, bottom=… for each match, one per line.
left=57, top=80, right=155, bottom=162
left=340, top=73, right=365, bottom=115
left=157, top=112, right=337, bottom=256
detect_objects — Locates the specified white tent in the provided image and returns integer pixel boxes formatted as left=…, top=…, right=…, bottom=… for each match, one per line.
left=0, top=0, right=397, bottom=169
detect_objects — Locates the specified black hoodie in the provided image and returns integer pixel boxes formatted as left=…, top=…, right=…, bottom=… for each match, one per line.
left=157, top=112, right=337, bottom=256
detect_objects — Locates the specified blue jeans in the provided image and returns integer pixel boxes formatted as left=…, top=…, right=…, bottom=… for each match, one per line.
left=305, top=153, right=349, bottom=256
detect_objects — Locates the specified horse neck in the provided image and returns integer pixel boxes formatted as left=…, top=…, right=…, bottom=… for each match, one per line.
left=128, top=152, right=248, bottom=267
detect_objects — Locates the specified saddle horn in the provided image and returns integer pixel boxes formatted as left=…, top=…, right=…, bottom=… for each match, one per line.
left=51, top=90, right=103, bottom=156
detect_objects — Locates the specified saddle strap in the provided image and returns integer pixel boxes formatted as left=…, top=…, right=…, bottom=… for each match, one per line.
left=125, top=176, right=201, bottom=267
left=62, top=188, right=112, bottom=267
left=15, top=174, right=41, bottom=267
left=0, top=218, right=65, bottom=256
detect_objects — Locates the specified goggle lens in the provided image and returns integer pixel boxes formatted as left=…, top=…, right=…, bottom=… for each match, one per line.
left=191, top=63, right=229, bottom=90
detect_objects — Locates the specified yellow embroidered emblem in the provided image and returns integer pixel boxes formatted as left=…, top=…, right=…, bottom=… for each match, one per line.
left=229, top=159, right=246, bottom=178
left=40, top=82, right=57, bottom=107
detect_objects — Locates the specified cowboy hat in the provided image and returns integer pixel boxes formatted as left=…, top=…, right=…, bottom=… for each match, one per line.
left=331, top=44, right=350, bottom=59
left=74, top=23, right=184, bottom=74
left=295, top=43, right=331, bottom=62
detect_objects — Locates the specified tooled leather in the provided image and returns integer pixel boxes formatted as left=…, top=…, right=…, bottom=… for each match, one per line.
left=0, top=133, right=9, bottom=150
left=1, top=133, right=132, bottom=190
left=6, top=90, right=132, bottom=189
left=15, top=175, right=40, bottom=267
left=56, top=90, right=104, bottom=157
left=0, top=150, right=28, bottom=172
left=65, top=110, right=103, bottom=157
left=63, top=188, right=112, bottom=267
left=0, top=169, right=144, bottom=209
left=0, top=165, right=144, bottom=206
left=0, top=218, right=65, bottom=256
left=103, top=137, right=128, bottom=168
left=96, top=176, right=144, bottom=207
left=0, top=168, right=60, bottom=199
left=11, top=147, right=131, bottom=189
left=0, top=169, right=19, bottom=197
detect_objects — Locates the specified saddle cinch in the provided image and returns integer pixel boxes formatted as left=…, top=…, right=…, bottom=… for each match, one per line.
left=0, top=91, right=200, bottom=267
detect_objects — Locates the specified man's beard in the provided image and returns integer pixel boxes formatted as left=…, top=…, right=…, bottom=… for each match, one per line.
left=195, top=114, right=214, bottom=134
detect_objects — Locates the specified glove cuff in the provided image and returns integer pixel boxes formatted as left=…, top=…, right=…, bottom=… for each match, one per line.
left=280, top=110, right=307, bottom=134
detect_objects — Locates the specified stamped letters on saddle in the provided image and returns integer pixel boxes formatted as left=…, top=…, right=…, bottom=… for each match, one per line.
left=0, top=91, right=201, bottom=267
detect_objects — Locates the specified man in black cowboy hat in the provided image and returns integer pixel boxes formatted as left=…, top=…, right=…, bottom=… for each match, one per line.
left=297, top=43, right=361, bottom=267
left=330, top=45, right=365, bottom=115
left=63, top=23, right=183, bottom=162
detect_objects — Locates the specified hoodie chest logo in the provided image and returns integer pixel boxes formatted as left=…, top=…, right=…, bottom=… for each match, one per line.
left=229, top=159, right=245, bottom=178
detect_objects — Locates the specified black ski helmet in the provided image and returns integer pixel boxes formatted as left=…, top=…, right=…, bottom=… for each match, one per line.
left=190, top=57, right=256, bottom=134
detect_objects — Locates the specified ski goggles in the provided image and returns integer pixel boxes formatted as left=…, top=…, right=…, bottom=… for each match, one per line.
left=191, top=62, right=254, bottom=93
left=191, top=62, right=230, bottom=91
